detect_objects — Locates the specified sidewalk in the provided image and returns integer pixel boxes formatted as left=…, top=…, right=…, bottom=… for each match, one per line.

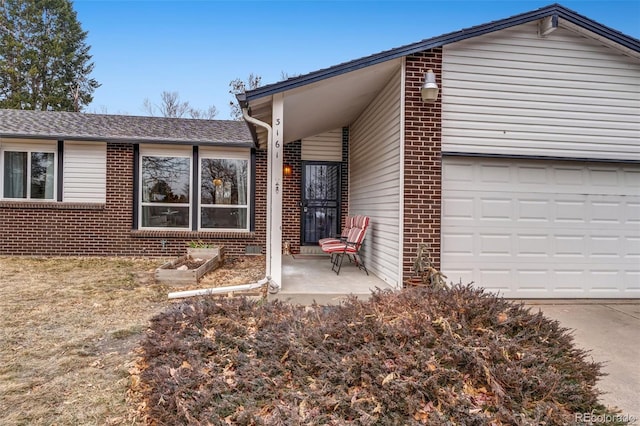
left=526, top=302, right=640, bottom=422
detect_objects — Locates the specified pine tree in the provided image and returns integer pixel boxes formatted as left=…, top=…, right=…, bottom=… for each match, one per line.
left=0, top=0, right=99, bottom=111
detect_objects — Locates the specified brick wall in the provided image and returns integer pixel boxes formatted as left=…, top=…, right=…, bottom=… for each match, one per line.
left=403, top=49, right=443, bottom=282
left=282, top=141, right=302, bottom=254
left=0, top=143, right=267, bottom=257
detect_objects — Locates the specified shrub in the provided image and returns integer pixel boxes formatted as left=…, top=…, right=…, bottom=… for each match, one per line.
left=136, top=285, right=623, bottom=425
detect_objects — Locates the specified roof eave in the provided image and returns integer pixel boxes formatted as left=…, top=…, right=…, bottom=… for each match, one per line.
left=244, top=3, right=639, bottom=102
left=0, top=132, right=255, bottom=147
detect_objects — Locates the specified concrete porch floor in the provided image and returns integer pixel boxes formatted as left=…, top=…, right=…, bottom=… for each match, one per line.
left=269, top=254, right=396, bottom=305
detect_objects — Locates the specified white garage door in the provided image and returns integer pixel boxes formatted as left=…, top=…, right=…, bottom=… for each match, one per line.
left=441, top=157, right=640, bottom=298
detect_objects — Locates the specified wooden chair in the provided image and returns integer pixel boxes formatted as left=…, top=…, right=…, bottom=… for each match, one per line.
left=321, top=215, right=370, bottom=275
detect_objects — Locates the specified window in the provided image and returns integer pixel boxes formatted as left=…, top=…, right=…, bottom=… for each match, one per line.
left=140, top=154, right=191, bottom=229
left=200, top=157, right=249, bottom=230
left=2, top=150, right=56, bottom=200
left=138, top=147, right=251, bottom=231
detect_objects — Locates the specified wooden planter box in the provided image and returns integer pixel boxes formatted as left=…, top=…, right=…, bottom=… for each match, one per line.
left=155, top=254, right=222, bottom=287
left=187, top=246, right=222, bottom=259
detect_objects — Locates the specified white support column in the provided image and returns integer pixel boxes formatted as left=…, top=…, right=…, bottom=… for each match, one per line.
left=268, top=93, right=284, bottom=290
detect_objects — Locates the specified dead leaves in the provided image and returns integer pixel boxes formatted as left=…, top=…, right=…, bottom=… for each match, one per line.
left=135, top=286, right=614, bottom=425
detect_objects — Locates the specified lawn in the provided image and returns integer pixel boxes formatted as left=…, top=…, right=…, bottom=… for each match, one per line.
left=0, top=256, right=626, bottom=425
left=0, top=256, right=169, bottom=425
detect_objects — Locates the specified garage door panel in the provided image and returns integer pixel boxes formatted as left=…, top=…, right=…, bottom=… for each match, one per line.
left=628, top=203, right=640, bottom=225
left=442, top=157, right=640, bottom=298
left=517, top=200, right=551, bottom=222
left=590, top=236, right=622, bottom=258
left=555, top=200, right=588, bottom=223
left=624, top=272, right=640, bottom=291
left=553, top=270, right=588, bottom=292
left=441, top=233, right=474, bottom=256
left=479, top=234, right=512, bottom=255
left=479, top=269, right=512, bottom=292
left=626, top=237, right=640, bottom=258
left=555, top=235, right=587, bottom=257
left=480, top=199, right=513, bottom=220
left=516, top=234, right=548, bottom=257
left=480, top=164, right=511, bottom=183
left=443, top=196, right=474, bottom=220
left=591, top=201, right=625, bottom=224
left=516, top=270, right=549, bottom=291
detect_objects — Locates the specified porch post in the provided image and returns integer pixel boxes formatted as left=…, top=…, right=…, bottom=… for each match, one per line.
left=268, top=93, right=284, bottom=290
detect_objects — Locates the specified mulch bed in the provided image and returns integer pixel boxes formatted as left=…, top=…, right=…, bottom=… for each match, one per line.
left=133, top=285, right=623, bottom=425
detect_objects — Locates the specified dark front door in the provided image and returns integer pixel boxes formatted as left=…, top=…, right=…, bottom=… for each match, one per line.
left=301, top=162, right=341, bottom=245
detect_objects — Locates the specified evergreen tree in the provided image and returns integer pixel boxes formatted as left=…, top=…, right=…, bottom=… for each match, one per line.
left=0, top=0, right=99, bottom=111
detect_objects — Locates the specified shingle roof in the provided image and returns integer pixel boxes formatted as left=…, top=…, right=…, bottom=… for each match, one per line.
left=0, top=109, right=254, bottom=146
left=240, top=3, right=640, bottom=104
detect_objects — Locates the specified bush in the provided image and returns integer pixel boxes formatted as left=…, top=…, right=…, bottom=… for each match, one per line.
left=136, top=285, right=623, bottom=425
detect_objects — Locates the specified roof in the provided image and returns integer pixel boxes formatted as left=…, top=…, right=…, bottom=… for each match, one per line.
left=240, top=3, right=640, bottom=104
left=0, top=109, right=254, bottom=146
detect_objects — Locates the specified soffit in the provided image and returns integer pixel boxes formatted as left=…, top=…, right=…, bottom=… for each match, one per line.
left=247, top=59, right=402, bottom=148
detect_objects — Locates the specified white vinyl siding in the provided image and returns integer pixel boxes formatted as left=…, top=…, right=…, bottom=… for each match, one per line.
left=442, top=22, right=640, bottom=161
left=441, top=157, right=640, bottom=298
left=63, top=141, right=106, bottom=203
left=350, top=69, right=402, bottom=286
left=301, top=129, right=343, bottom=161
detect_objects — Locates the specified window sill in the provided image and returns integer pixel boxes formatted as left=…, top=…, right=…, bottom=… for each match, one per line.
left=0, top=200, right=106, bottom=210
left=131, top=229, right=256, bottom=239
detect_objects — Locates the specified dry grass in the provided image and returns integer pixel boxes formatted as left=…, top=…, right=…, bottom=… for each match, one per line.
left=0, top=254, right=267, bottom=425
left=0, top=256, right=171, bottom=425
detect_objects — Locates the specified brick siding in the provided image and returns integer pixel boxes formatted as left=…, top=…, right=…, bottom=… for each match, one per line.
left=0, top=143, right=267, bottom=257
left=282, top=141, right=302, bottom=254
left=403, top=49, right=443, bottom=282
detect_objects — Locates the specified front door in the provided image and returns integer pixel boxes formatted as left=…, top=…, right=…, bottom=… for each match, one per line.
left=301, top=162, right=341, bottom=245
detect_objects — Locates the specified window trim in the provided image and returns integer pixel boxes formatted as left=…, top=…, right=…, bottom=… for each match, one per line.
left=138, top=145, right=193, bottom=231
left=136, top=145, right=252, bottom=233
left=198, top=150, right=251, bottom=232
left=1, top=142, right=58, bottom=201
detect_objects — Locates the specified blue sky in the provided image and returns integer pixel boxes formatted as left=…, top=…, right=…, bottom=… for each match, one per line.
left=73, top=0, right=640, bottom=119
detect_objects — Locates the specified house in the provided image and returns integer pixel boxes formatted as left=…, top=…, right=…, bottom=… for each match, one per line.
left=1, top=4, right=638, bottom=298
left=0, top=111, right=267, bottom=257
left=237, top=3, right=639, bottom=298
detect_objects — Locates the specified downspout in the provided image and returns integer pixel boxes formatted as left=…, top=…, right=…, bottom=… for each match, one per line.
left=242, top=107, right=281, bottom=293
left=168, top=278, right=270, bottom=299
left=167, top=107, right=280, bottom=300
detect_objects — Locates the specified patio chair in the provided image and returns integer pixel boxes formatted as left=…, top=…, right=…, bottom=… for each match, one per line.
left=321, top=215, right=370, bottom=275
left=318, top=215, right=355, bottom=247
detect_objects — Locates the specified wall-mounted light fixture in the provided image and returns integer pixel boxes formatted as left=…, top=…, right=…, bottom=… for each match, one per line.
left=213, top=178, right=223, bottom=186
left=283, top=164, right=292, bottom=177
left=421, top=69, right=439, bottom=102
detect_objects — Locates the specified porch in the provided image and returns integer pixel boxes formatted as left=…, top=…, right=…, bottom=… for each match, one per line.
left=270, top=253, right=396, bottom=305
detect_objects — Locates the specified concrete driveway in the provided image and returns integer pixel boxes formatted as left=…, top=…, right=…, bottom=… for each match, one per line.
left=526, top=301, right=639, bottom=423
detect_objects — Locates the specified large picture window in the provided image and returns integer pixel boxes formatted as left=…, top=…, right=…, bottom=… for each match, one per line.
left=2, top=150, right=55, bottom=200
left=138, top=147, right=250, bottom=231
left=140, top=155, right=191, bottom=229
left=200, top=157, right=249, bottom=230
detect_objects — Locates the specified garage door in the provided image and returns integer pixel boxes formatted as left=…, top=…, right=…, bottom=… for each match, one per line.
left=441, top=157, right=640, bottom=298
